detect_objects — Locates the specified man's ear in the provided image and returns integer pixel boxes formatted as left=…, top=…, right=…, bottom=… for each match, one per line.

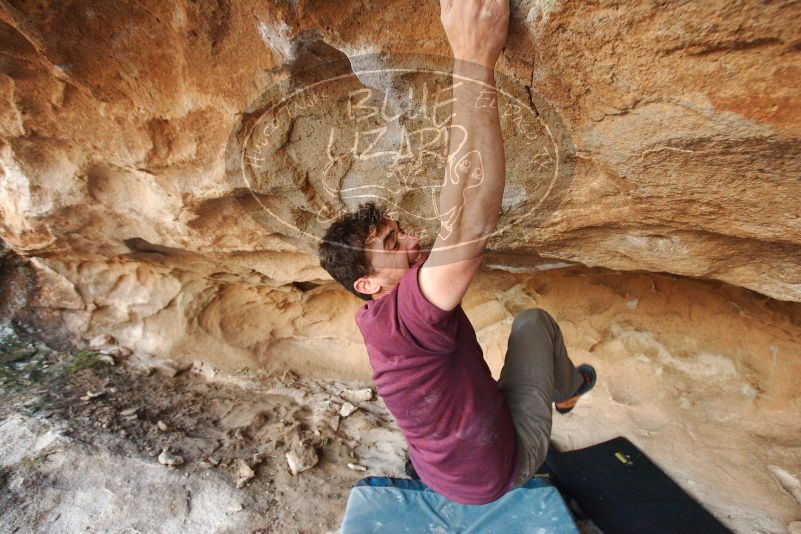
left=354, top=275, right=380, bottom=297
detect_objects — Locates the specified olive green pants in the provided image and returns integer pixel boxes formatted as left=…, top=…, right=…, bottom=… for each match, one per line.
left=497, top=308, right=584, bottom=486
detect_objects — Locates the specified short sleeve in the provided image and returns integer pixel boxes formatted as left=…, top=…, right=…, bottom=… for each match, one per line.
left=397, top=263, right=460, bottom=353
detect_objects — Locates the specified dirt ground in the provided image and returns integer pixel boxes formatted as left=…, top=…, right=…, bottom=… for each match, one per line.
left=0, top=325, right=408, bottom=533
left=1, top=313, right=800, bottom=533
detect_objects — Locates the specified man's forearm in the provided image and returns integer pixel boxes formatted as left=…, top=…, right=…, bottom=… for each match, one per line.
left=438, top=60, right=505, bottom=243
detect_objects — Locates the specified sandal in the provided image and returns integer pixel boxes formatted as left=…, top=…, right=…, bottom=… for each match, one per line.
left=555, top=364, right=596, bottom=414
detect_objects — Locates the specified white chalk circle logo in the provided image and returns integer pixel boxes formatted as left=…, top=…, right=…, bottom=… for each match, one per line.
left=225, top=47, right=574, bottom=255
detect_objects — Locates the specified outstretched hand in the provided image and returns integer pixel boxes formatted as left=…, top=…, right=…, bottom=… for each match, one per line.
left=440, top=0, right=510, bottom=69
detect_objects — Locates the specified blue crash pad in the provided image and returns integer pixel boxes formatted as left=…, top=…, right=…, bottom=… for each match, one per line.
left=341, top=476, right=579, bottom=533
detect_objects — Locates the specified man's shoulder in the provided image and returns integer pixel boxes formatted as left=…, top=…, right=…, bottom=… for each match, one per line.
left=354, top=292, right=397, bottom=337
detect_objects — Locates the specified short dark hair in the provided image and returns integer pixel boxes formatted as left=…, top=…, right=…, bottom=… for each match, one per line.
left=318, top=201, right=389, bottom=301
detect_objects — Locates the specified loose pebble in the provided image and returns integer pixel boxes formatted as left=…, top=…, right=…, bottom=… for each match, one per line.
left=286, top=440, right=319, bottom=476
left=236, top=460, right=256, bottom=488
left=347, top=463, right=367, bottom=472
left=158, top=448, right=184, bottom=467
left=119, top=407, right=138, bottom=417
left=156, top=420, right=168, bottom=432
left=191, top=360, right=217, bottom=381
left=339, top=402, right=358, bottom=417
left=101, top=347, right=132, bottom=358
left=80, top=390, right=106, bottom=401
left=97, top=354, right=115, bottom=365
left=328, top=415, right=341, bottom=432
left=340, top=388, right=373, bottom=404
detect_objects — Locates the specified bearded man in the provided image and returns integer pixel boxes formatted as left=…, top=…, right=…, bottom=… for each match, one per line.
left=319, top=0, right=595, bottom=505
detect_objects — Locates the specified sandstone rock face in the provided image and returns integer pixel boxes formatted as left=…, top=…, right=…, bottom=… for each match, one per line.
left=0, top=1, right=800, bottom=391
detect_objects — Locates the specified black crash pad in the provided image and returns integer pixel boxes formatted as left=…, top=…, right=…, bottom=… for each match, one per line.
left=542, top=436, right=731, bottom=534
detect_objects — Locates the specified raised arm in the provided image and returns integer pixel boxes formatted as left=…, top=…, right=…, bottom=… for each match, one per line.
left=419, top=0, right=509, bottom=311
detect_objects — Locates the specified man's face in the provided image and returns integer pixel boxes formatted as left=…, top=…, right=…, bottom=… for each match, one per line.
left=355, top=218, right=424, bottom=298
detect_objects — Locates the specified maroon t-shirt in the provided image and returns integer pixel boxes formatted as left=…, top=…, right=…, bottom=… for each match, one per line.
left=355, top=261, right=518, bottom=505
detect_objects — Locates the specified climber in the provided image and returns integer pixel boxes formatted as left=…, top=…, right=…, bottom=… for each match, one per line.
left=318, top=0, right=595, bottom=505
